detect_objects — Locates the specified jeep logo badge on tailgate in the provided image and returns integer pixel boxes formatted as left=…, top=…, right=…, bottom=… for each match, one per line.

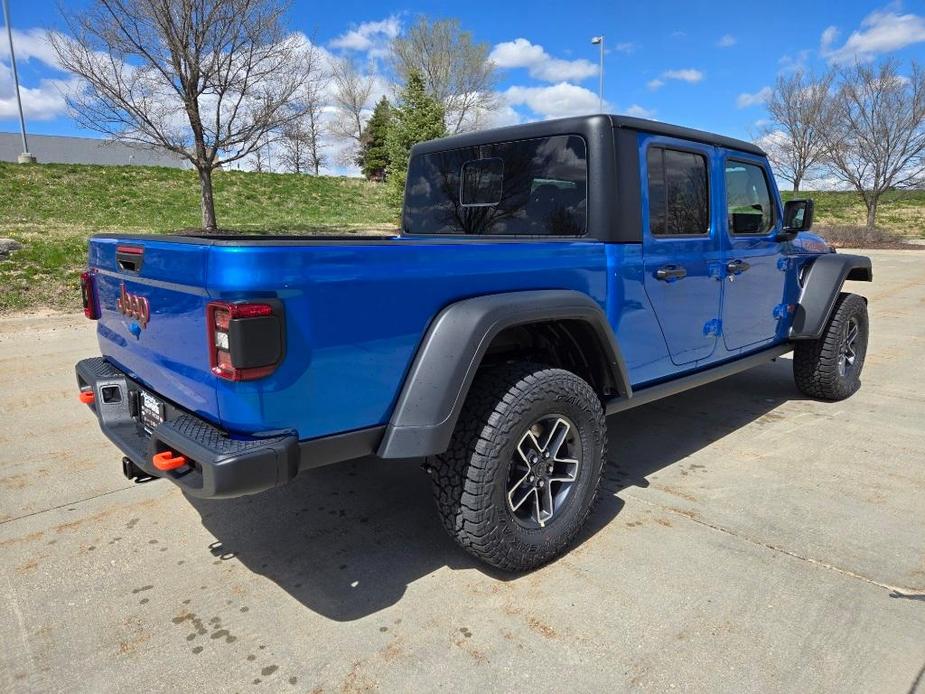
left=117, top=282, right=150, bottom=328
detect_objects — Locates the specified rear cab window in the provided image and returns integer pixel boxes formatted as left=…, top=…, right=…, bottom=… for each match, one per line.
left=403, top=135, right=588, bottom=236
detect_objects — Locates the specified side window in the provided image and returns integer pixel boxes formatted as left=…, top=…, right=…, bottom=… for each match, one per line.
left=725, top=160, right=774, bottom=234
left=646, top=146, right=710, bottom=236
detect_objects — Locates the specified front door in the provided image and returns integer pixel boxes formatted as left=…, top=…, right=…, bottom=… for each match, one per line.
left=642, top=139, right=724, bottom=366
left=720, top=155, right=789, bottom=350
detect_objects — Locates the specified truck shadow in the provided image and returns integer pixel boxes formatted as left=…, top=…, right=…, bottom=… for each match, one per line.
left=189, top=358, right=804, bottom=621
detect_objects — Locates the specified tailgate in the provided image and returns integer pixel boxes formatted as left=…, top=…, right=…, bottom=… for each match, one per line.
left=88, top=236, right=219, bottom=422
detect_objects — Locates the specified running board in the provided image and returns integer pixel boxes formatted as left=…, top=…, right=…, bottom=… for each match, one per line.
left=605, top=344, right=792, bottom=415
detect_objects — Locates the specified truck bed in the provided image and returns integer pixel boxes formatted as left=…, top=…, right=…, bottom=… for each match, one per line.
left=87, top=233, right=624, bottom=441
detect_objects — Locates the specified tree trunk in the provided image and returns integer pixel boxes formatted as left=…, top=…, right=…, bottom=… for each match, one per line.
left=865, top=196, right=878, bottom=230
left=197, top=166, right=217, bottom=231
left=792, top=177, right=801, bottom=193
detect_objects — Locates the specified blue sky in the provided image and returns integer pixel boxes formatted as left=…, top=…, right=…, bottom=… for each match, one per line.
left=2, top=0, right=925, bottom=169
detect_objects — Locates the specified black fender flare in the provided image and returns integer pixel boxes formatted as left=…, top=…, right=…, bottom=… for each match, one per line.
left=790, top=253, right=872, bottom=340
left=377, top=290, right=630, bottom=459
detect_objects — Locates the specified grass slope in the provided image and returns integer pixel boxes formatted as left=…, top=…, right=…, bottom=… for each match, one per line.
left=0, top=162, right=400, bottom=312
left=1, top=162, right=923, bottom=314
left=782, top=189, right=925, bottom=236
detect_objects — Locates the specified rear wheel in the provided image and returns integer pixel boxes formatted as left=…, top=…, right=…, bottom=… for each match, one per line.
left=794, top=292, right=869, bottom=401
left=428, top=362, right=606, bottom=572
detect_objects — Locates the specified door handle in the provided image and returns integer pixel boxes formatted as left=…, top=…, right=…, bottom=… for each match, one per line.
left=726, top=259, right=751, bottom=275
left=654, top=264, right=688, bottom=282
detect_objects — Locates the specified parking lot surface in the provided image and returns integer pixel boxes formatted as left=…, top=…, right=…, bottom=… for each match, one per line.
left=1, top=249, right=923, bottom=693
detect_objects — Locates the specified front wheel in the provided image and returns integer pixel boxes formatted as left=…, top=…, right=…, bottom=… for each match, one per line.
left=794, top=292, right=869, bottom=401
left=428, top=363, right=606, bottom=572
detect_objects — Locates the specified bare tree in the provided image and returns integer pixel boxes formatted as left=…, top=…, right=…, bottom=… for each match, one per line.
left=279, top=42, right=328, bottom=175
left=820, top=60, right=925, bottom=229
left=279, top=105, right=327, bottom=174
left=278, top=123, right=307, bottom=173
left=329, top=57, right=373, bottom=165
left=251, top=137, right=267, bottom=172
left=760, top=70, right=833, bottom=192
left=51, top=0, right=312, bottom=230
left=302, top=104, right=327, bottom=175
left=391, top=17, right=498, bottom=134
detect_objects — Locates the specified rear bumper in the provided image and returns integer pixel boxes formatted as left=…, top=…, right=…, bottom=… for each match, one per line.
left=75, top=357, right=382, bottom=498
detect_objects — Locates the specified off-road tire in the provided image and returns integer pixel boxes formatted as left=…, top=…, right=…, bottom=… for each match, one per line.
left=794, top=292, right=868, bottom=401
left=428, top=362, right=606, bottom=572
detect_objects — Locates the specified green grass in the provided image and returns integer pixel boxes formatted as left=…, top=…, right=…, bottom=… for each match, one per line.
left=0, top=162, right=400, bottom=313
left=2, top=161, right=924, bottom=314
left=782, top=189, right=925, bottom=237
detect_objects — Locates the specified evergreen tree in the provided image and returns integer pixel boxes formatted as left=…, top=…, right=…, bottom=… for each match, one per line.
left=359, top=96, right=393, bottom=181
left=386, top=71, right=447, bottom=206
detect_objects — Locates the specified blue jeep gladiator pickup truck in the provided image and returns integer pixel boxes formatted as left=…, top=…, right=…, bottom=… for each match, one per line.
left=76, top=115, right=872, bottom=571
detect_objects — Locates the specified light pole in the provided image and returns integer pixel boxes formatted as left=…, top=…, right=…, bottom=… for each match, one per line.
left=2, top=0, right=36, bottom=163
left=591, top=35, right=604, bottom=113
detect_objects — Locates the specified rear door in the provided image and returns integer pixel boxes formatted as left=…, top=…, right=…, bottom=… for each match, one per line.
left=720, top=154, right=789, bottom=350
left=641, top=137, right=723, bottom=366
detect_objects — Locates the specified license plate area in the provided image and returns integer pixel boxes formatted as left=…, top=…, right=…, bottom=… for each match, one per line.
left=138, top=389, right=165, bottom=434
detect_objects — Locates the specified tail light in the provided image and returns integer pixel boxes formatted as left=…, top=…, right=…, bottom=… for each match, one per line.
left=80, top=271, right=100, bottom=320
left=207, top=301, right=284, bottom=381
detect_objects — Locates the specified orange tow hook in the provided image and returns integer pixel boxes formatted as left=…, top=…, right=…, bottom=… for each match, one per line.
left=152, top=450, right=188, bottom=471
left=79, top=390, right=95, bottom=404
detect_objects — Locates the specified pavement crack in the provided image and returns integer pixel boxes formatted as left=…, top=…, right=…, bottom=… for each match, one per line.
left=626, top=493, right=923, bottom=596
left=0, top=484, right=135, bottom=526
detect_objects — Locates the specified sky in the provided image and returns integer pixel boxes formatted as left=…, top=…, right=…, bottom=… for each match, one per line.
left=2, top=0, right=925, bottom=176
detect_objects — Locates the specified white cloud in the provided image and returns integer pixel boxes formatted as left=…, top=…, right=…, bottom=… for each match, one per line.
left=0, top=28, right=77, bottom=121
left=490, top=38, right=598, bottom=82
left=663, top=68, right=704, bottom=83
left=647, top=68, right=703, bottom=90
left=476, top=103, right=523, bottom=129
left=0, top=27, right=63, bottom=67
left=821, top=8, right=925, bottom=63
left=778, top=49, right=812, bottom=74
left=503, top=82, right=608, bottom=119
left=624, top=104, right=656, bottom=118
left=736, top=86, right=772, bottom=108
left=0, top=65, right=75, bottom=121
left=820, top=26, right=840, bottom=54
left=329, top=16, right=401, bottom=58
left=613, top=42, right=637, bottom=54
left=717, top=34, right=737, bottom=48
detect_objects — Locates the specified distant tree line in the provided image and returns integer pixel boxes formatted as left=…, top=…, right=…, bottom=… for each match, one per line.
left=51, top=1, right=497, bottom=230
left=758, top=59, right=925, bottom=229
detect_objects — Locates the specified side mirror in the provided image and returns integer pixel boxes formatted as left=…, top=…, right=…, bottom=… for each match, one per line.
left=777, top=199, right=814, bottom=241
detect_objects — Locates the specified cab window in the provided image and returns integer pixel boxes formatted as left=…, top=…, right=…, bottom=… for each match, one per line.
left=646, top=146, right=710, bottom=236
left=403, top=135, right=587, bottom=236
left=725, top=161, right=774, bottom=234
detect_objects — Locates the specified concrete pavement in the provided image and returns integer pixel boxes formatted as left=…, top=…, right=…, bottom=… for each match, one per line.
left=1, top=249, right=923, bottom=693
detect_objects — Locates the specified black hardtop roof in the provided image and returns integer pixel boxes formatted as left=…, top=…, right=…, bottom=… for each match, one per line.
left=410, top=113, right=765, bottom=157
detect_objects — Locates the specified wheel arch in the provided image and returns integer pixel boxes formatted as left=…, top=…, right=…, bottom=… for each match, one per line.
left=791, top=253, right=872, bottom=340
left=377, top=290, right=630, bottom=459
